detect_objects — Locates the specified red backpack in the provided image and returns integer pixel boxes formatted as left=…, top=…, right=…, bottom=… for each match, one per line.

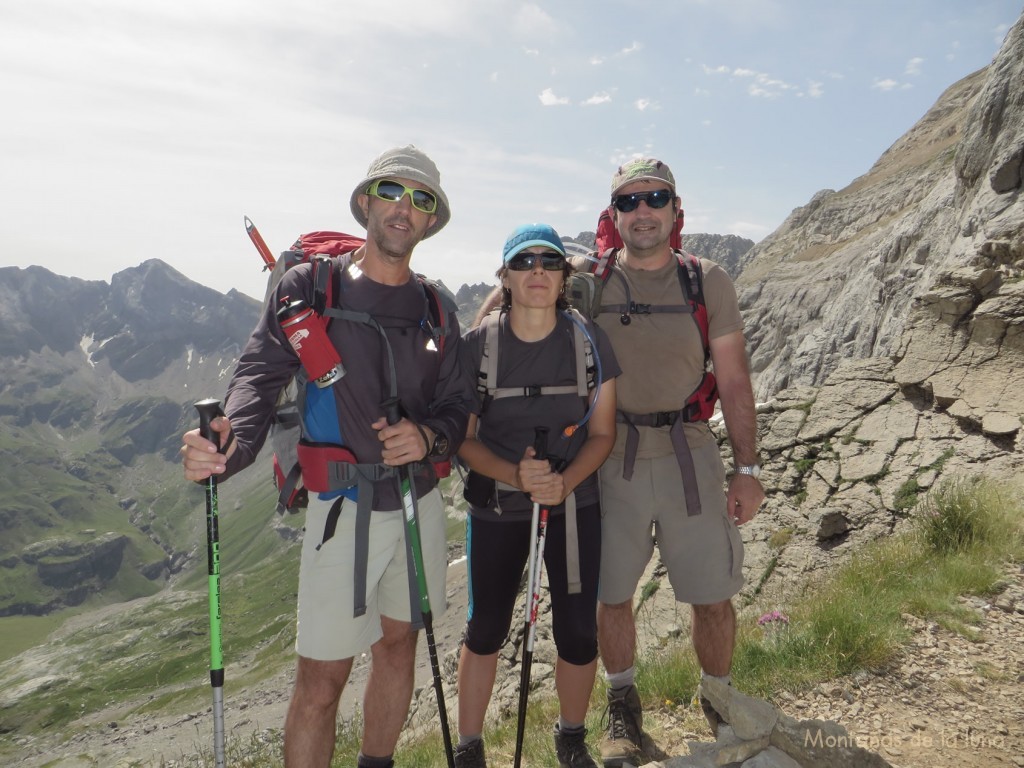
left=247, top=220, right=453, bottom=513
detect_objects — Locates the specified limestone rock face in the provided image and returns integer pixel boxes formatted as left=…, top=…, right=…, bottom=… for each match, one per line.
left=738, top=14, right=1024, bottom=409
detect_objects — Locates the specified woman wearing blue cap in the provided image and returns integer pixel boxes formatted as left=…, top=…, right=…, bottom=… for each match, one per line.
left=453, top=224, right=621, bottom=768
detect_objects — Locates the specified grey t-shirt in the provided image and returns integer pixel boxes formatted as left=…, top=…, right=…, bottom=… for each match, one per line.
left=461, top=309, right=621, bottom=521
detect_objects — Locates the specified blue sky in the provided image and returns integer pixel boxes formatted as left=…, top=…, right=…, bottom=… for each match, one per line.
left=1, top=1, right=1020, bottom=301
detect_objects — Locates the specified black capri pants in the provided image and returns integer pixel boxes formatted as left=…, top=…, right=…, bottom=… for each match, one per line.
left=463, top=502, right=601, bottom=666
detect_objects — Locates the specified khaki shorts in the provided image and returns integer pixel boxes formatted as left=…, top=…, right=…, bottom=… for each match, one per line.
left=597, top=441, right=744, bottom=606
left=296, top=488, right=447, bottom=661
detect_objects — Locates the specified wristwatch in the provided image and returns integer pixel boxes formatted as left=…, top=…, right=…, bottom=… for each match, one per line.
left=429, top=430, right=450, bottom=458
left=735, top=464, right=761, bottom=479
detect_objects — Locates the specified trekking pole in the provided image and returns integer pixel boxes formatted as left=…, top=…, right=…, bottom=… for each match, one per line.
left=514, top=427, right=550, bottom=768
left=383, top=398, right=456, bottom=768
left=194, top=398, right=226, bottom=768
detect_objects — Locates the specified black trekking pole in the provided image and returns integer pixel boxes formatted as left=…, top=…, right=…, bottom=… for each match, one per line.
left=194, top=398, right=226, bottom=768
left=514, top=427, right=550, bottom=768
left=383, top=399, right=455, bottom=768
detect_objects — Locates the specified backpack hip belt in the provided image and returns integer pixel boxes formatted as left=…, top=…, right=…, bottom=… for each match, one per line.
left=300, top=439, right=432, bottom=623
left=616, top=408, right=704, bottom=517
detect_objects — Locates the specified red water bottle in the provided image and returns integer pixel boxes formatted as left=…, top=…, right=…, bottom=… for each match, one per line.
left=277, top=297, right=344, bottom=388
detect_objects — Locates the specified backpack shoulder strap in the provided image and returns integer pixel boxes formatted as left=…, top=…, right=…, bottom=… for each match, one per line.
left=675, top=250, right=710, bottom=363
left=563, top=308, right=594, bottom=397
left=592, top=248, right=618, bottom=281
left=477, top=309, right=502, bottom=405
left=415, top=274, right=455, bottom=357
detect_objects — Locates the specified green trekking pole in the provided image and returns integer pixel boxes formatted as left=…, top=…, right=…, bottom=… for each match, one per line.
left=194, top=398, right=226, bottom=768
left=383, top=398, right=455, bottom=768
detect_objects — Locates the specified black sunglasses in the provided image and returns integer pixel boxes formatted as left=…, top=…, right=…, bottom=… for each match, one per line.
left=507, top=252, right=566, bottom=271
left=611, top=189, right=674, bottom=213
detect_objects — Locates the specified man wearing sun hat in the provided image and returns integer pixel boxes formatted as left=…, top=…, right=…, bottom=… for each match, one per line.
left=582, top=157, right=764, bottom=766
left=180, top=145, right=474, bottom=768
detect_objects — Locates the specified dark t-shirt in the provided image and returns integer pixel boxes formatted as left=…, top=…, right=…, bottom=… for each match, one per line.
left=222, top=257, right=474, bottom=511
left=460, top=310, right=621, bottom=521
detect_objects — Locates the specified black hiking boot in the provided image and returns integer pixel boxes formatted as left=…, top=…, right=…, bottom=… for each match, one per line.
left=453, top=738, right=487, bottom=768
left=598, top=685, right=644, bottom=767
left=553, top=723, right=598, bottom=768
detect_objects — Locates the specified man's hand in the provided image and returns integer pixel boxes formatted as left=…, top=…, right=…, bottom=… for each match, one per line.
left=180, top=416, right=234, bottom=482
left=726, top=473, right=764, bottom=525
left=373, top=416, right=430, bottom=466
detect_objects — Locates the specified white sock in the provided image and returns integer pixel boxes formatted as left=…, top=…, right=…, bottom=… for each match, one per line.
left=701, top=670, right=732, bottom=686
left=605, top=666, right=636, bottom=693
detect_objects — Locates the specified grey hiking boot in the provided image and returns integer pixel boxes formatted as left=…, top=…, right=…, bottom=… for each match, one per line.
left=553, top=723, right=598, bottom=768
left=598, top=685, right=644, bottom=767
left=453, top=738, right=487, bottom=768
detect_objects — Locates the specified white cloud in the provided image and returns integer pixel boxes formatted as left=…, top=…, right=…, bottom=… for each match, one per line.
left=807, top=81, right=824, bottom=98
left=635, top=98, right=658, bottom=111
left=513, top=4, right=559, bottom=36
left=539, top=87, right=569, bottom=106
left=583, top=92, right=613, bottom=106
left=707, top=65, right=798, bottom=98
left=620, top=41, right=643, bottom=56
left=905, top=57, right=924, bottom=76
left=747, top=72, right=797, bottom=99
left=872, top=78, right=900, bottom=91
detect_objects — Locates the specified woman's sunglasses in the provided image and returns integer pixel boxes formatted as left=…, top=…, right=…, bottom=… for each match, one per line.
left=507, top=252, right=567, bottom=271
left=611, top=188, right=674, bottom=213
left=366, top=179, right=439, bottom=214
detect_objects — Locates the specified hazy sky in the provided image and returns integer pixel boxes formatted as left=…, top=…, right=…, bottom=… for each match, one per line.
left=2, top=1, right=1020, bottom=300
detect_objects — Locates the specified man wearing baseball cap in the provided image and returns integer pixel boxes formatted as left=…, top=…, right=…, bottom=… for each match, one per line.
left=181, top=145, right=474, bottom=768
left=584, top=157, right=764, bottom=766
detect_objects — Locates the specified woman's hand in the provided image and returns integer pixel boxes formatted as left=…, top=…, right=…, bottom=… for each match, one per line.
left=516, top=446, right=565, bottom=506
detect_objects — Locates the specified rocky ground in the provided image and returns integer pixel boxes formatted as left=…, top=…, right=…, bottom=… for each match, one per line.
left=10, top=558, right=1023, bottom=768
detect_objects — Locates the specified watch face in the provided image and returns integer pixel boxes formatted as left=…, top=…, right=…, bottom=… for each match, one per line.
left=432, top=435, right=449, bottom=456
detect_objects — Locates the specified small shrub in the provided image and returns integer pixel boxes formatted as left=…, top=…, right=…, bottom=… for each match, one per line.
left=893, top=477, right=921, bottom=511
left=917, top=477, right=997, bottom=554
left=768, top=528, right=793, bottom=549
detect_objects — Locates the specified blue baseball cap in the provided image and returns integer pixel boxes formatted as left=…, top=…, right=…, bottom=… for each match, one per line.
left=502, top=223, right=566, bottom=263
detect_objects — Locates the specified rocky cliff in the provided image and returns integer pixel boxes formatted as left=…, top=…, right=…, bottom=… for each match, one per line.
left=738, top=15, right=1023, bottom=416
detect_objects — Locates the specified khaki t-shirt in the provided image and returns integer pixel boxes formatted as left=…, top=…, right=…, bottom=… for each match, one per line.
left=575, top=254, right=743, bottom=459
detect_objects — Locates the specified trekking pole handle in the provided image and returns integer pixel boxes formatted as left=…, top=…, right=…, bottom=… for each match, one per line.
left=533, top=426, right=548, bottom=462
left=382, top=397, right=402, bottom=428
left=195, top=398, right=224, bottom=450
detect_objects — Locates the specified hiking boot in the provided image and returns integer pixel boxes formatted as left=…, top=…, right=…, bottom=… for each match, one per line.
left=699, top=694, right=728, bottom=737
left=553, top=723, right=598, bottom=768
left=453, top=738, right=487, bottom=768
left=599, top=685, right=644, bottom=767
